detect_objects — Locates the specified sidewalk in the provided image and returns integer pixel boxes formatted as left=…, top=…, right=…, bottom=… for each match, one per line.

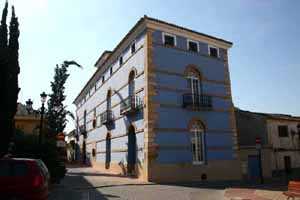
left=224, top=188, right=288, bottom=200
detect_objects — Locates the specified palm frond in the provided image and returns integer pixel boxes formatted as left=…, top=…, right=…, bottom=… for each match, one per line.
left=63, top=60, right=82, bottom=68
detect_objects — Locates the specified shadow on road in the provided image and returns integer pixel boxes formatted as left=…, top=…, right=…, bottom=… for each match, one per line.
left=49, top=174, right=119, bottom=200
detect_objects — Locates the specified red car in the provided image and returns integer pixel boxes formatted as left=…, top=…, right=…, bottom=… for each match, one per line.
left=0, top=158, right=50, bottom=200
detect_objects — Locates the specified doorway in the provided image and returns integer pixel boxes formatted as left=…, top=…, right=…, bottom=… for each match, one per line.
left=248, top=155, right=260, bottom=179
left=284, top=156, right=291, bottom=174
left=127, top=125, right=136, bottom=175
left=105, top=133, right=111, bottom=169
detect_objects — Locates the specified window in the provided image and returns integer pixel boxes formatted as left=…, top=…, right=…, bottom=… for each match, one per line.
left=92, top=108, right=96, bottom=128
left=186, top=68, right=202, bottom=105
left=107, top=90, right=112, bottom=110
left=84, top=110, right=87, bottom=131
left=119, top=56, right=123, bottom=66
left=278, top=125, right=288, bottom=137
left=163, top=32, right=176, bottom=47
left=190, top=121, right=205, bottom=164
left=208, top=46, right=219, bottom=58
left=187, top=40, right=199, bottom=52
left=110, top=67, right=113, bottom=75
left=131, top=42, right=136, bottom=54
left=128, top=70, right=135, bottom=97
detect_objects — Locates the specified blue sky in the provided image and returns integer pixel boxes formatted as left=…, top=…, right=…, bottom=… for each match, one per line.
left=5, top=0, right=300, bottom=132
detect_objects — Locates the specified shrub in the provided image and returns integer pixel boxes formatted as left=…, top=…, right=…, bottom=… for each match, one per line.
left=13, top=131, right=66, bottom=183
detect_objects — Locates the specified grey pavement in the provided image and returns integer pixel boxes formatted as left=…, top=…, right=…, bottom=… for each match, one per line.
left=49, top=167, right=225, bottom=200
left=49, top=167, right=288, bottom=200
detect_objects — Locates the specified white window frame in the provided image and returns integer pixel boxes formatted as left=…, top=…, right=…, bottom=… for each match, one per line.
left=190, top=125, right=205, bottom=165
left=187, top=39, right=199, bottom=52
left=208, top=45, right=219, bottom=58
left=162, top=32, right=177, bottom=47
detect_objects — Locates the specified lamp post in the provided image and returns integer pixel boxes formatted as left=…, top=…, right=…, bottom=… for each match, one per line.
left=39, top=92, right=47, bottom=144
left=25, top=99, right=33, bottom=114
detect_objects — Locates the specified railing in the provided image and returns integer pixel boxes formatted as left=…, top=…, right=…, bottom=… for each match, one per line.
left=100, top=110, right=113, bottom=125
left=182, top=93, right=212, bottom=109
left=120, top=96, right=143, bottom=115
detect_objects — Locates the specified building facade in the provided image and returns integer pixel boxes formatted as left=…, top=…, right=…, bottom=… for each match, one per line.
left=236, top=108, right=300, bottom=180
left=73, top=16, right=241, bottom=182
left=15, top=103, right=42, bottom=135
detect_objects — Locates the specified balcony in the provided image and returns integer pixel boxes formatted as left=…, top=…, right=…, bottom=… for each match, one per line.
left=182, top=93, right=212, bottom=109
left=100, top=110, right=113, bottom=125
left=120, top=96, right=143, bottom=115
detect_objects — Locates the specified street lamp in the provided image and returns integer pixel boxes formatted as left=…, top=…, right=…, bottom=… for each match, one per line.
left=39, top=92, right=47, bottom=144
left=25, top=99, right=33, bottom=114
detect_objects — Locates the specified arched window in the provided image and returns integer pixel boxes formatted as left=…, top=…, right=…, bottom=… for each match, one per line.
left=107, top=90, right=112, bottom=110
left=190, top=120, right=205, bottom=164
left=128, top=70, right=135, bottom=98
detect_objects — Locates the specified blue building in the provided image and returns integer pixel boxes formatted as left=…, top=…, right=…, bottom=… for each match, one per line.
left=73, top=16, right=242, bottom=182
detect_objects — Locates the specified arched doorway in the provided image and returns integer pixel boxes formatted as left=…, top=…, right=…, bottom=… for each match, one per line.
left=189, top=119, right=206, bottom=164
left=127, top=124, right=136, bottom=174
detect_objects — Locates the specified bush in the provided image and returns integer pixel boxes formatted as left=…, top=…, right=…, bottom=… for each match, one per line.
left=13, top=131, right=66, bottom=183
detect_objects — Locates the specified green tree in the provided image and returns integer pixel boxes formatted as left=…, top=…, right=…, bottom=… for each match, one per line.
left=0, top=1, right=20, bottom=157
left=47, top=61, right=81, bottom=136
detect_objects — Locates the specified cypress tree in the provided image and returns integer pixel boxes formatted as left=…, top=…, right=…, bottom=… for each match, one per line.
left=47, top=61, right=81, bottom=136
left=0, top=0, right=8, bottom=48
left=7, top=5, right=20, bottom=138
left=0, top=2, right=20, bottom=157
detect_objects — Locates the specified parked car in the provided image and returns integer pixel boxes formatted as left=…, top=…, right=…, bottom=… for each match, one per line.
left=0, top=158, right=50, bottom=200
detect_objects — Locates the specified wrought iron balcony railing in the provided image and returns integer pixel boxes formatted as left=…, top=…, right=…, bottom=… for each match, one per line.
left=120, top=96, right=143, bottom=115
left=182, top=93, right=212, bottom=109
left=100, top=110, right=113, bottom=125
